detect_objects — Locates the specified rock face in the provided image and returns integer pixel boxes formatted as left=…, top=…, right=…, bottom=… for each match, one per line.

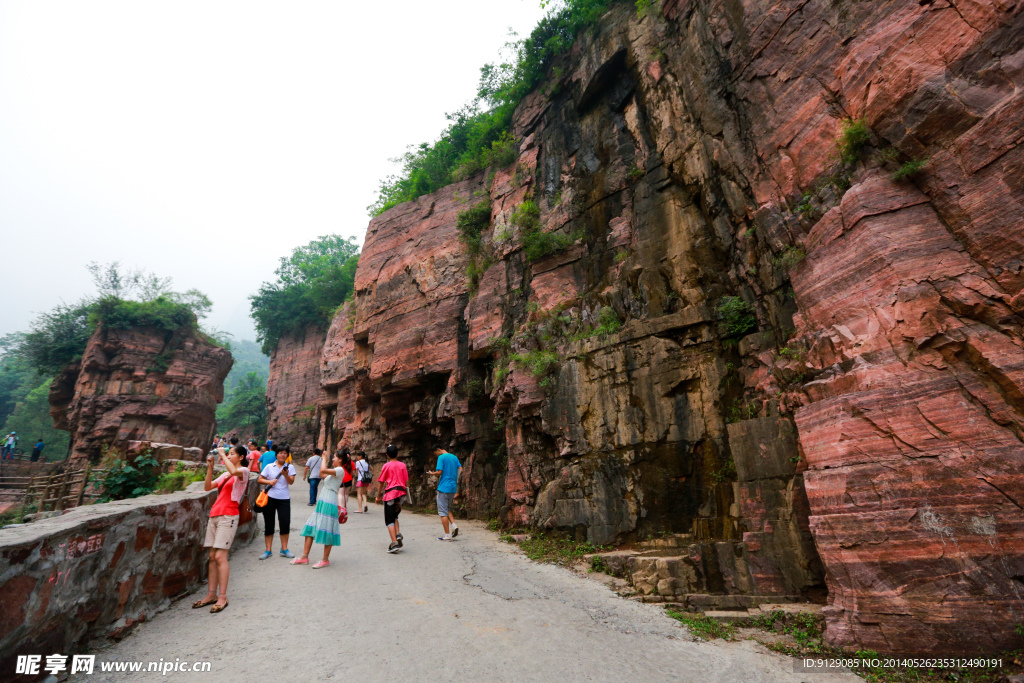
left=50, top=325, right=232, bottom=463
left=265, top=327, right=327, bottom=454
left=294, top=0, right=1022, bottom=654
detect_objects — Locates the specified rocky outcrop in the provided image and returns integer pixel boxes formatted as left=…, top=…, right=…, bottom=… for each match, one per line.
left=50, top=325, right=232, bottom=463
left=265, top=327, right=327, bottom=454
left=307, top=0, right=1021, bottom=654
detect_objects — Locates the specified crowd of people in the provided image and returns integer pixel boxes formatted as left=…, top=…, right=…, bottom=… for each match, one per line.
left=194, top=436, right=463, bottom=614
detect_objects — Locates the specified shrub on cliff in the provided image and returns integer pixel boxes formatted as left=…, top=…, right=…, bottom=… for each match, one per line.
left=717, top=296, right=757, bottom=338
left=14, top=262, right=216, bottom=378
left=250, top=235, right=360, bottom=355
left=368, top=0, right=621, bottom=216
left=513, top=200, right=578, bottom=262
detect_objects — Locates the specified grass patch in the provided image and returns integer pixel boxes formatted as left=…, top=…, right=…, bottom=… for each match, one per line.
left=893, top=158, right=927, bottom=181
left=514, top=532, right=603, bottom=568
left=838, top=118, right=870, bottom=164
left=0, top=503, right=38, bottom=526
left=666, top=610, right=736, bottom=640
left=511, top=349, right=559, bottom=378
left=512, top=200, right=578, bottom=262
left=457, top=200, right=492, bottom=256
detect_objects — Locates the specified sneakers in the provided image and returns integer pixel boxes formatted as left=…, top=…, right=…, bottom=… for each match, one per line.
left=451, top=525, right=459, bottom=538
left=290, top=557, right=309, bottom=565
left=387, top=542, right=400, bottom=554
left=438, top=534, right=452, bottom=541
left=312, top=560, right=330, bottom=569
left=280, top=549, right=296, bottom=559
left=258, top=551, right=272, bottom=560
left=396, top=533, right=403, bottom=548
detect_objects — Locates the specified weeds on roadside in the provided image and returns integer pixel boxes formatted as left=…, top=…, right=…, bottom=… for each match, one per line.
left=665, top=610, right=736, bottom=640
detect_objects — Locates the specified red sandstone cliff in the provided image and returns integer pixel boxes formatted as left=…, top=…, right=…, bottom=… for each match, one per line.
left=265, top=327, right=327, bottom=455
left=50, top=325, right=232, bottom=462
left=301, top=0, right=1020, bottom=655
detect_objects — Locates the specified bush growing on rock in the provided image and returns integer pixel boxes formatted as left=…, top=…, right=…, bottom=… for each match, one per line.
left=837, top=118, right=870, bottom=164
left=367, top=0, right=618, bottom=216
left=717, top=296, right=757, bottom=338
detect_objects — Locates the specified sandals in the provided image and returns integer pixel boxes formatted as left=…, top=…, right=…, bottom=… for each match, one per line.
left=192, top=596, right=217, bottom=609
left=210, top=600, right=229, bottom=614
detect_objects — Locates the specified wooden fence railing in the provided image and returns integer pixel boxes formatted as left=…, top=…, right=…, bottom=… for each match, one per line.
left=0, top=465, right=105, bottom=512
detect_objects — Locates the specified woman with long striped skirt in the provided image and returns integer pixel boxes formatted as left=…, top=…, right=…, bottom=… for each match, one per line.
left=291, top=450, right=344, bottom=568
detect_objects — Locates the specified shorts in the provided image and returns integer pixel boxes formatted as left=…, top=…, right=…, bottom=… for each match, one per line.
left=204, top=515, right=239, bottom=549
left=341, top=480, right=352, bottom=488
left=436, top=491, right=455, bottom=517
left=384, top=498, right=402, bottom=527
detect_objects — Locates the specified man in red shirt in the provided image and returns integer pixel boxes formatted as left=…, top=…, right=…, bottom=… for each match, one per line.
left=375, top=444, right=409, bottom=554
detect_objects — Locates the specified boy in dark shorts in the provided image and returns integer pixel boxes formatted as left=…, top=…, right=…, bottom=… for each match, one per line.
left=375, top=444, right=409, bottom=553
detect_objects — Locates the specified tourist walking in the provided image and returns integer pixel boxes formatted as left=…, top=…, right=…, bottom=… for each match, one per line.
left=431, top=444, right=462, bottom=541
left=258, top=444, right=276, bottom=472
left=337, top=448, right=354, bottom=512
left=194, top=445, right=248, bottom=613
left=3, top=432, right=17, bottom=460
left=304, top=448, right=323, bottom=506
left=30, top=438, right=45, bottom=462
left=353, top=451, right=370, bottom=513
left=257, top=449, right=296, bottom=559
left=246, top=440, right=261, bottom=472
left=376, top=444, right=408, bottom=554
left=292, top=450, right=347, bottom=568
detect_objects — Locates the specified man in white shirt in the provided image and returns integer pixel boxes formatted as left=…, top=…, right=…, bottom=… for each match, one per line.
left=304, top=448, right=323, bottom=507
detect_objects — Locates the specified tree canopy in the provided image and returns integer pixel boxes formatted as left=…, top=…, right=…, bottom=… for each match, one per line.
left=367, top=0, right=621, bottom=216
left=250, top=235, right=360, bottom=354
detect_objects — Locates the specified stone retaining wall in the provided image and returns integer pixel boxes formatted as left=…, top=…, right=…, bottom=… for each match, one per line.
left=0, top=474, right=257, bottom=673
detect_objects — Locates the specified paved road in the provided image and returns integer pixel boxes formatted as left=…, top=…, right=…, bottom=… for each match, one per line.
left=79, top=481, right=857, bottom=682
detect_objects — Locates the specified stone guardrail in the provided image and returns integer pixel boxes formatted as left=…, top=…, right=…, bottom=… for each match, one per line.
left=0, top=473, right=258, bottom=674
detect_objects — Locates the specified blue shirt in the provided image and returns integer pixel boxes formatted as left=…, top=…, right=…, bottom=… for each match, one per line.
left=259, top=451, right=277, bottom=470
left=435, top=452, right=461, bottom=494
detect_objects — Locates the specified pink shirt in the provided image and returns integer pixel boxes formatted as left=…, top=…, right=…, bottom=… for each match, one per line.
left=209, top=471, right=247, bottom=517
left=378, top=460, right=409, bottom=502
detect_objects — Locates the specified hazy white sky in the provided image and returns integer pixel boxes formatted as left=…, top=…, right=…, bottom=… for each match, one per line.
left=0, top=0, right=546, bottom=344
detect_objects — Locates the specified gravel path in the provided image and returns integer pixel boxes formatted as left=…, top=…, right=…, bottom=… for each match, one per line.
left=77, top=481, right=858, bottom=682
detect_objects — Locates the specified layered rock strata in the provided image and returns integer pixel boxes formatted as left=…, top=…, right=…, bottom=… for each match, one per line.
left=265, top=0, right=1023, bottom=654
left=265, top=327, right=327, bottom=454
left=50, top=325, right=232, bottom=463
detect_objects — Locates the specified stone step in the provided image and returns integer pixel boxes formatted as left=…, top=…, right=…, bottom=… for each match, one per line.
left=636, top=533, right=695, bottom=550
left=684, top=594, right=804, bottom=611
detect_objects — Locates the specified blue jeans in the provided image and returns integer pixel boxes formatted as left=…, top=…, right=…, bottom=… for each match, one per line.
left=308, top=478, right=320, bottom=505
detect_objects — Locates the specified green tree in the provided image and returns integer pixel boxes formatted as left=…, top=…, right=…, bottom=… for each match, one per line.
left=16, top=263, right=218, bottom=379
left=1, top=377, right=71, bottom=460
left=367, top=0, right=619, bottom=215
left=216, top=371, right=268, bottom=440
left=250, top=235, right=360, bottom=354
left=0, top=334, right=36, bottom=427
